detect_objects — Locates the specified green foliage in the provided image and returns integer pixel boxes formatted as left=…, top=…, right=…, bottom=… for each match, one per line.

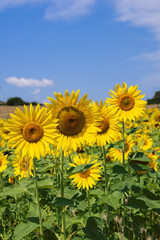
left=6, top=97, right=24, bottom=105
left=147, top=90, right=160, bottom=104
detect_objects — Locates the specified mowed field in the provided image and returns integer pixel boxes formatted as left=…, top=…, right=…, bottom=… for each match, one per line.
left=0, top=104, right=160, bottom=119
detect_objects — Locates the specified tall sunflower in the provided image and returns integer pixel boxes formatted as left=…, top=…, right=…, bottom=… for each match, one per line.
left=13, top=155, right=33, bottom=180
left=0, top=151, right=8, bottom=173
left=8, top=104, right=58, bottom=159
left=45, top=90, right=99, bottom=152
left=69, top=154, right=102, bottom=190
left=106, top=82, right=147, bottom=121
left=90, top=101, right=120, bottom=146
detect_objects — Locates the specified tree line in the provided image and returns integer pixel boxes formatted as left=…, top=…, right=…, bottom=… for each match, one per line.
left=0, top=97, right=43, bottom=106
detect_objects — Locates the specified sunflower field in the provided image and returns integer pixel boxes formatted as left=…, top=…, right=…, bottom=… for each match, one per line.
left=0, top=83, right=160, bottom=240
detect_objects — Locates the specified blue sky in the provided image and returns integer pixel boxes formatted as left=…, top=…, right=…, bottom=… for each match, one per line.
left=0, top=0, right=160, bottom=104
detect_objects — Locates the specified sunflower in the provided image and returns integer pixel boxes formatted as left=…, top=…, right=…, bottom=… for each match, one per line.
left=106, top=82, right=147, bottom=121
left=109, top=134, right=134, bottom=163
left=0, top=151, right=8, bottom=173
left=137, top=152, right=159, bottom=174
left=8, top=104, right=58, bottom=160
left=90, top=101, right=120, bottom=146
left=147, top=152, right=158, bottom=172
left=138, top=135, right=153, bottom=151
left=45, top=90, right=99, bottom=152
left=13, top=155, right=33, bottom=180
left=69, top=154, right=102, bottom=190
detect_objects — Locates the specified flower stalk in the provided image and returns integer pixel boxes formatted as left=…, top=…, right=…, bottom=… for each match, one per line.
left=60, top=150, right=66, bottom=240
left=32, top=158, right=44, bottom=240
left=122, top=120, right=125, bottom=181
left=87, top=189, right=91, bottom=217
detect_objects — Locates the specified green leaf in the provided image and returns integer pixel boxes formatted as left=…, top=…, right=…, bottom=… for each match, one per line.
left=114, top=232, right=128, bottom=240
left=28, top=179, right=54, bottom=190
left=78, top=200, right=88, bottom=211
left=100, top=191, right=122, bottom=209
left=0, top=186, right=29, bottom=198
left=12, top=222, right=39, bottom=240
left=68, top=164, right=94, bottom=176
left=127, top=126, right=142, bottom=135
left=54, top=197, right=76, bottom=207
left=37, top=163, right=56, bottom=172
left=65, top=215, right=84, bottom=228
left=113, top=165, right=128, bottom=174
left=138, top=196, right=160, bottom=209
left=83, top=217, right=105, bottom=240
left=64, top=188, right=80, bottom=199
left=90, top=189, right=104, bottom=198
left=131, top=152, right=151, bottom=162
left=127, top=197, right=148, bottom=210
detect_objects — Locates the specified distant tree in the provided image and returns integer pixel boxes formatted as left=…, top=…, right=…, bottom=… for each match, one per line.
left=31, top=101, right=38, bottom=106
left=6, top=97, right=24, bottom=106
left=147, top=91, right=160, bottom=104
left=0, top=101, right=5, bottom=105
left=23, top=101, right=30, bottom=105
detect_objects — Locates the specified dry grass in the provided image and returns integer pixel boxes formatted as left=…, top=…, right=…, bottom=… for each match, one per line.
left=0, top=106, right=27, bottom=119
left=0, top=104, right=160, bottom=119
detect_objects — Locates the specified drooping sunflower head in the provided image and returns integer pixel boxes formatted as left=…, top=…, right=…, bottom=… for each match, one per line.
left=0, top=151, right=8, bottom=173
left=69, top=154, right=102, bottom=190
left=146, top=152, right=159, bottom=172
left=90, top=101, right=120, bottom=146
left=45, top=90, right=99, bottom=152
left=13, top=155, right=33, bottom=180
left=8, top=104, right=58, bottom=160
left=106, top=82, right=147, bottom=121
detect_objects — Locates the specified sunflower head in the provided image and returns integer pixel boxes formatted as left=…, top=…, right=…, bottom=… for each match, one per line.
left=13, top=155, right=33, bottom=180
left=90, top=101, right=120, bottom=146
left=45, top=90, right=99, bottom=152
left=8, top=104, right=58, bottom=159
left=106, top=82, right=147, bottom=121
left=0, top=151, right=8, bottom=173
left=69, top=154, right=102, bottom=190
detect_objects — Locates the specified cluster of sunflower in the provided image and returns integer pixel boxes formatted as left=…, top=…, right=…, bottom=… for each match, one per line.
left=1, top=82, right=158, bottom=191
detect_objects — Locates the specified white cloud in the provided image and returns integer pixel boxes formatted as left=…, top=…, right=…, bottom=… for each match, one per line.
left=6, top=77, right=55, bottom=87
left=31, top=88, right=41, bottom=94
left=131, top=50, right=160, bottom=62
left=0, top=0, right=95, bottom=19
left=112, top=0, right=160, bottom=40
left=45, top=0, right=95, bottom=20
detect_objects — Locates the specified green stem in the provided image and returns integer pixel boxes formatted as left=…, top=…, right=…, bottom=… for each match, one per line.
left=87, top=189, right=91, bottom=217
left=32, top=158, right=44, bottom=240
left=102, top=146, right=108, bottom=194
left=0, top=173, right=3, bottom=192
left=122, top=120, right=125, bottom=181
left=102, top=146, right=109, bottom=235
left=60, top=150, right=66, bottom=240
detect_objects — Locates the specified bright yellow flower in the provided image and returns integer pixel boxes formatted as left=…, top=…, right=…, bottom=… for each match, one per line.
left=138, top=135, right=153, bottom=151
left=69, top=154, right=102, bottom=190
left=106, top=82, right=147, bottom=121
left=90, top=101, right=120, bottom=146
left=8, top=104, right=58, bottom=159
left=147, top=152, right=158, bottom=172
left=109, top=134, right=134, bottom=163
left=13, top=155, right=33, bottom=180
left=45, top=90, right=99, bottom=152
left=0, top=151, right=8, bottom=173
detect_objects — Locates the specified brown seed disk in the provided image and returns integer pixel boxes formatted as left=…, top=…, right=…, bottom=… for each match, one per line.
left=118, top=94, right=135, bottom=111
left=23, top=122, right=43, bottom=142
left=57, top=106, right=85, bottom=136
